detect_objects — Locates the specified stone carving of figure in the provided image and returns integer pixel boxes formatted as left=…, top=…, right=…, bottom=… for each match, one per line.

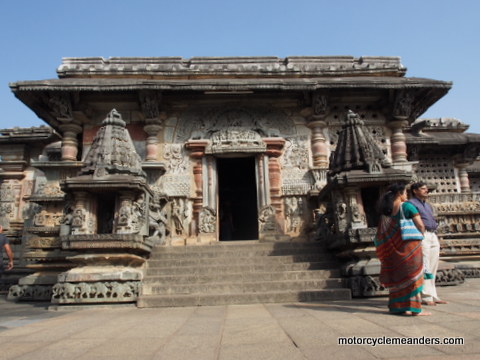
left=258, top=205, right=277, bottom=233
left=117, top=201, right=132, bottom=226
left=34, top=209, right=48, bottom=226
left=72, top=208, right=86, bottom=228
left=199, top=207, right=216, bottom=233
left=149, top=196, right=169, bottom=242
left=336, top=202, right=348, bottom=232
left=312, top=92, right=328, bottom=116
left=393, top=91, right=414, bottom=118
left=171, top=198, right=189, bottom=236
left=285, top=197, right=297, bottom=233
left=59, top=206, right=74, bottom=236
left=49, top=93, right=72, bottom=120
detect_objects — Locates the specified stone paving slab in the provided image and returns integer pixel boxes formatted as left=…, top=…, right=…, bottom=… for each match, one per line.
left=1, top=278, right=480, bottom=360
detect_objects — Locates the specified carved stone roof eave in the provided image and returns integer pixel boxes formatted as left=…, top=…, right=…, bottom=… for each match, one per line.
left=405, top=132, right=480, bottom=146
left=318, top=169, right=413, bottom=200
left=0, top=126, right=60, bottom=144
left=61, top=174, right=152, bottom=195
left=10, top=77, right=451, bottom=132
left=10, top=76, right=452, bottom=92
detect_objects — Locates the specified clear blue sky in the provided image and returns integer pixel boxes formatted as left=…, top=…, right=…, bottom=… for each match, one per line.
left=1, top=0, right=479, bottom=133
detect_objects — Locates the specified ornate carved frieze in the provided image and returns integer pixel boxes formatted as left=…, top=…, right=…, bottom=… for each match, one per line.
left=429, top=193, right=480, bottom=210
left=33, top=209, right=63, bottom=227
left=205, top=128, right=266, bottom=154
left=8, top=285, right=53, bottom=301
left=27, top=236, right=62, bottom=249
left=35, top=181, right=65, bottom=197
left=175, top=106, right=294, bottom=143
left=51, top=281, right=140, bottom=303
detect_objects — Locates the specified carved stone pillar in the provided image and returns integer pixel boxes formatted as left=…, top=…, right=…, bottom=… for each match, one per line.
left=388, top=120, right=408, bottom=163
left=59, top=123, right=82, bottom=161
left=185, top=140, right=209, bottom=236
left=456, top=163, right=471, bottom=193
left=264, top=138, right=285, bottom=217
left=143, top=123, right=162, bottom=162
left=307, top=119, right=329, bottom=169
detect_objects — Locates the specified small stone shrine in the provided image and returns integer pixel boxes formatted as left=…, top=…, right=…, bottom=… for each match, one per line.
left=1, top=56, right=480, bottom=304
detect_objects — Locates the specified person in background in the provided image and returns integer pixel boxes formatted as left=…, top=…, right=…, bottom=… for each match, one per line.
left=0, top=225, right=14, bottom=273
left=374, top=183, right=431, bottom=316
left=409, top=182, right=448, bottom=306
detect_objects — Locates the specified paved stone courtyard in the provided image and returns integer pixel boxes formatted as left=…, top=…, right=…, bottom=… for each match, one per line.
left=1, top=278, right=480, bottom=360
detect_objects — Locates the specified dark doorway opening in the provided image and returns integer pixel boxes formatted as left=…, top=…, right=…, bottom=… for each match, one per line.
left=97, top=193, right=115, bottom=234
left=217, top=157, right=258, bottom=240
left=361, top=187, right=380, bottom=227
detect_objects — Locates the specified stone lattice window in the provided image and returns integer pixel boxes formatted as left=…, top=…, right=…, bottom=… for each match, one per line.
left=416, top=155, right=457, bottom=193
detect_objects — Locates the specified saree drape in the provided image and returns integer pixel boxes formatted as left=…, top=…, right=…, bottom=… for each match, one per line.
left=374, top=206, right=424, bottom=314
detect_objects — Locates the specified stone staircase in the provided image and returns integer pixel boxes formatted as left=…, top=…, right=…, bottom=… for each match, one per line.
left=137, top=241, right=351, bottom=307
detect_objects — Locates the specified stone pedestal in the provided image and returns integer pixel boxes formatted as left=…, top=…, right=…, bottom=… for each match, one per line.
left=51, top=254, right=145, bottom=304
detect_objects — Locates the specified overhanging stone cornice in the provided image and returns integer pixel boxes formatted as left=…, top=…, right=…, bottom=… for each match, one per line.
left=10, top=76, right=451, bottom=92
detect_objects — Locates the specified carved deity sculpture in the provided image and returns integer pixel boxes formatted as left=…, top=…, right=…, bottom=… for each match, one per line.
left=199, top=207, right=216, bottom=233
left=71, top=208, right=86, bottom=234
left=258, top=205, right=278, bottom=233
left=148, top=196, right=169, bottom=242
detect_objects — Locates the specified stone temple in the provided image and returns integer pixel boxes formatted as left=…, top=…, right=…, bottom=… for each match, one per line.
left=1, top=56, right=479, bottom=306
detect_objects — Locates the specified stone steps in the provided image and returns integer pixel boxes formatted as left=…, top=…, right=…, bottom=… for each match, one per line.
left=147, top=253, right=332, bottom=265
left=143, top=269, right=341, bottom=285
left=137, top=289, right=352, bottom=307
left=142, top=279, right=345, bottom=295
left=144, top=261, right=339, bottom=276
left=138, top=241, right=351, bottom=307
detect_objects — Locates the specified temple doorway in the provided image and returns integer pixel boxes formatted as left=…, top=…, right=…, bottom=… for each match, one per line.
left=217, top=156, right=258, bottom=240
left=97, top=193, right=115, bottom=234
left=361, top=187, right=380, bottom=227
